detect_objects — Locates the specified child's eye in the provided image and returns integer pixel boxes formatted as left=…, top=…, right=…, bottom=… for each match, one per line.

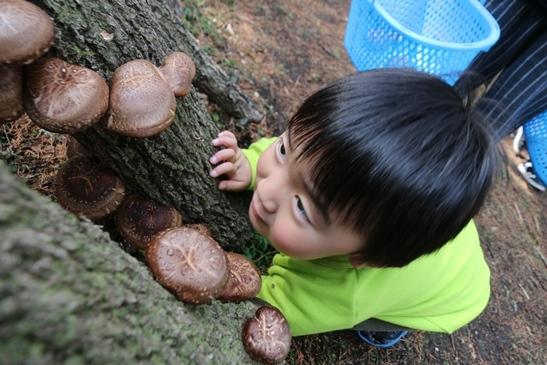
left=276, top=139, right=287, bottom=161
left=294, top=195, right=311, bottom=224
left=280, top=142, right=286, bottom=155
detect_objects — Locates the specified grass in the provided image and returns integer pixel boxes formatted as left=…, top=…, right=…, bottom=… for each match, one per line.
left=242, top=233, right=277, bottom=272
left=180, top=0, right=225, bottom=54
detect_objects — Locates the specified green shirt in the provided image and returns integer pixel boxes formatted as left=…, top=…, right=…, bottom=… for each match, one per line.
left=242, top=138, right=491, bottom=336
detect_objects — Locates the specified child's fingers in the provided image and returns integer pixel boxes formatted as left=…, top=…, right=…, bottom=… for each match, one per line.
left=209, top=161, right=235, bottom=178
left=218, top=179, right=247, bottom=191
left=212, top=135, right=237, bottom=149
left=209, top=148, right=236, bottom=165
left=217, top=130, right=236, bottom=139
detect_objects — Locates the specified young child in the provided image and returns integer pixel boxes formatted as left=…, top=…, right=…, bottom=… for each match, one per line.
left=208, top=69, right=499, bottom=347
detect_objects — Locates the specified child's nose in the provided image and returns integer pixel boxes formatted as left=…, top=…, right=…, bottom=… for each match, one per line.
left=261, top=198, right=277, bottom=214
left=257, top=182, right=278, bottom=213
left=256, top=176, right=284, bottom=214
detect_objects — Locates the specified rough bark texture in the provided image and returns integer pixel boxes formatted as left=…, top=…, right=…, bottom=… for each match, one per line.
left=0, top=162, right=259, bottom=364
left=30, top=0, right=261, bottom=250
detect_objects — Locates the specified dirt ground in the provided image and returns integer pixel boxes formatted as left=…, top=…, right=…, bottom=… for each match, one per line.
left=1, top=0, right=545, bottom=364
left=187, top=2, right=546, bottom=363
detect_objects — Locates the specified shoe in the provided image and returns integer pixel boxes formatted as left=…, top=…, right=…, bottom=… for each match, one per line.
left=357, top=330, right=409, bottom=349
left=513, top=126, right=525, bottom=155
left=518, top=162, right=546, bottom=191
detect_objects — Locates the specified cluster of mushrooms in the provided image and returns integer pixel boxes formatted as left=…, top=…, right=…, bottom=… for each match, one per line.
left=0, top=0, right=290, bottom=363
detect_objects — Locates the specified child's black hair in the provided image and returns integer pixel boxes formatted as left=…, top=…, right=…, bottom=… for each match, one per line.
left=288, top=68, right=500, bottom=267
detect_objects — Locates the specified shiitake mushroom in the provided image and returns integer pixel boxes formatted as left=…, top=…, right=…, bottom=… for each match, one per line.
left=219, top=252, right=261, bottom=302
left=116, top=195, right=183, bottom=250
left=242, top=306, right=291, bottom=364
left=55, top=156, right=125, bottom=221
left=0, top=0, right=54, bottom=64
left=146, top=226, right=229, bottom=304
left=106, top=59, right=176, bottom=138
left=24, top=58, right=109, bottom=134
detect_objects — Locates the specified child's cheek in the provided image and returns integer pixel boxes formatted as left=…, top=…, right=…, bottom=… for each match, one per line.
left=256, top=144, right=275, bottom=180
left=269, top=225, right=308, bottom=259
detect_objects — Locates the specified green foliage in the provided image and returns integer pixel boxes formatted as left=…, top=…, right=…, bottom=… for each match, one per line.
left=243, top=233, right=277, bottom=271
left=220, top=0, right=235, bottom=7
left=180, top=0, right=225, bottom=49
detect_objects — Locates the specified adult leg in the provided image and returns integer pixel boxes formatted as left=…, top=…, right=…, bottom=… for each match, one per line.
left=476, top=32, right=547, bottom=139
left=457, top=0, right=544, bottom=90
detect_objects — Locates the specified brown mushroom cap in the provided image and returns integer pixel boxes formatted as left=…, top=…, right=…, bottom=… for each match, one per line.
left=158, top=52, right=196, bottom=97
left=218, top=252, right=262, bottom=302
left=0, top=64, right=23, bottom=123
left=107, top=59, right=176, bottom=138
left=184, top=223, right=211, bottom=237
left=0, top=0, right=54, bottom=64
left=55, top=156, right=126, bottom=221
left=242, top=306, right=292, bottom=364
left=116, top=194, right=183, bottom=250
left=24, top=58, right=109, bottom=134
left=146, top=226, right=229, bottom=304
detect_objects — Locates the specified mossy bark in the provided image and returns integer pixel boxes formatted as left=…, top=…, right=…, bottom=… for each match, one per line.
left=30, top=0, right=261, bottom=250
left=0, top=162, right=259, bottom=364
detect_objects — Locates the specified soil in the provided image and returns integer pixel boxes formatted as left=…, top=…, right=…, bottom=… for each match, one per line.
left=1, top=0, right=545, bottom=364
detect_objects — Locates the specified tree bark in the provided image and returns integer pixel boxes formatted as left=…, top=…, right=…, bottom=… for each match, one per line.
left=30, top=0, right=262, bottom=250
left=0, top=162, right=259, bottom=364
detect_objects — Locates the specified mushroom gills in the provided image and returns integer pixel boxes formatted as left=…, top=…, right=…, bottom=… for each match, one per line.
left=116, top=194, right=183, bottom=250
left=55, top=156, right=126, bottom=221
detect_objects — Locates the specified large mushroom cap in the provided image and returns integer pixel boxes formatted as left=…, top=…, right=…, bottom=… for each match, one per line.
left=242, top=307, right=292, bottom=364
left=25, top=58, right=110, bottom=134
left=219, top=252, right=261, bottom=302
left=146, top=226, right=229, bottom=304
left=55, top=156, right=126, bottom=221
left=107, top=59, right=176, bottom=138
left=159, top=52, right=196, bottom=97
left=116, top=195, right=183, bottom=250
left=0, top=64, right=23, bottom=123
left=0, top=0, right=54, bottom=64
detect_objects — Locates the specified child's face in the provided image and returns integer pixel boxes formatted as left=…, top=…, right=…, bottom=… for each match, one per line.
left=249, top=131, right=364, bottom=261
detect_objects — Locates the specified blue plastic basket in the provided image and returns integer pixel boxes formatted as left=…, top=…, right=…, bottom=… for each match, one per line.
left=524, top=110, right=547, bottom=185
left=344, top=0, right=500, bottom=84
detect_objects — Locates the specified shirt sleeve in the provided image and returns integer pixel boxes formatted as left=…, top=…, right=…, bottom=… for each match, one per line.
left=241, top=137, right=277, bottom=190
left=257, top=254, right=358, bottom=336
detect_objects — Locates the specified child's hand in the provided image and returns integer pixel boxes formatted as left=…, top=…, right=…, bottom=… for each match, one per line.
left=209, top=131, right=251, bottom=191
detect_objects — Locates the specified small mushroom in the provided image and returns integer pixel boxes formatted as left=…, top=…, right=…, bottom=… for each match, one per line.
left=0, top=64, right=23, bottom=123
left=55, top=156, right=125, bottom=221
left=24, top=58, right=109, bottom=134
left=218, top=252, right=262, bottom=302
left=116, top=194, right=183, bottom=250
left=146, top=226, right=229, bottom=304
left=242, top=307, right=292, bottom=365
left=107, top=59, right=176, bottom=138
left=158, top=52, right=196, bottom=97
left=0, top=0, right=54, bottom=64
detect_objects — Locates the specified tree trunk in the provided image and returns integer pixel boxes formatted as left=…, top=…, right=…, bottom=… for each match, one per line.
left=0, top=162, right=259, bottom=364
left=31, top=0, right=262, bottom=250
